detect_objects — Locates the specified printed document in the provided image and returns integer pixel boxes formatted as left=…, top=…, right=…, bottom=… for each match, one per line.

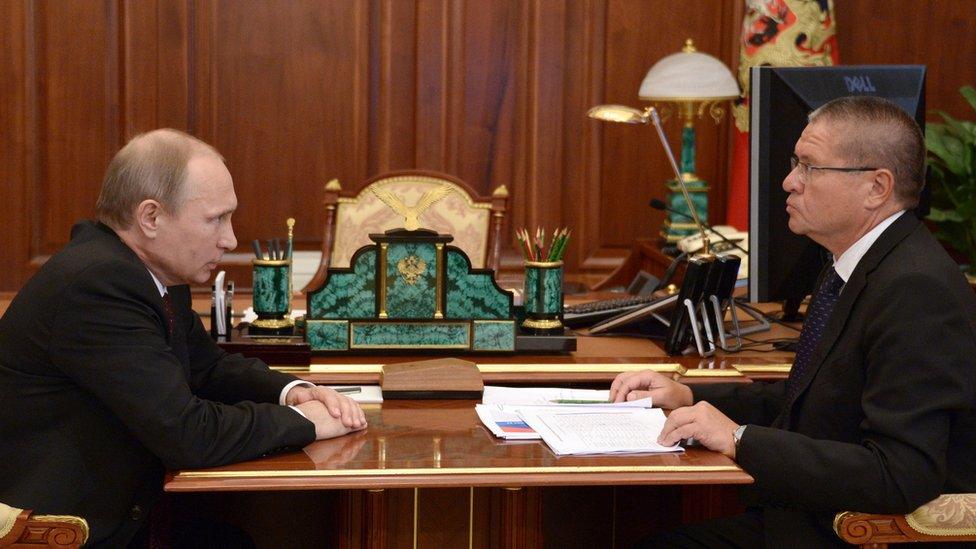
left=516, top=407, right=681, bottom=455
left=476, top=404, right=540, bottom=439
left=482, top=385, right=649, bottom=407
left=476, top=386, right=654, bottom=443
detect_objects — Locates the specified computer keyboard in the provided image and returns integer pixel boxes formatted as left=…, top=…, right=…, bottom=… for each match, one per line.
left=563, top=294, right=661, bottom=328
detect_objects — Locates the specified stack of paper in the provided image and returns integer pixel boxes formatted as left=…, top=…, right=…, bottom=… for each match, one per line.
left=476, top=386, right=680, bottom=455
left=482, top=386, right=624, bottom=406
left=516, top=406, right=680, bottom=455
left=476, top=404, right=540, bottom=440
left=476, top=386, right=644, bottom=440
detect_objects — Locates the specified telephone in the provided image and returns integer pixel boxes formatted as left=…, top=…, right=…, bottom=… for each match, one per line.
left=678, top=226, right=749, bottom=279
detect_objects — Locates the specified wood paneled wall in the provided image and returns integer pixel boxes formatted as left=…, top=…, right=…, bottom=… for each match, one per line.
left=2, top=0, right=974, bottom=292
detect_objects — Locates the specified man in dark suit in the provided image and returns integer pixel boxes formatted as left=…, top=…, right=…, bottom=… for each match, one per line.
left=0, top=129, right=367, bottom=546
left=611, top=96, right=976, bottom=547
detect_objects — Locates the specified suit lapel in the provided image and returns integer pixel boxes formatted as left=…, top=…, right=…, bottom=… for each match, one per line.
left=86, top=220, right=194, bottom=379
left=786, top=213, right=920, bottom=410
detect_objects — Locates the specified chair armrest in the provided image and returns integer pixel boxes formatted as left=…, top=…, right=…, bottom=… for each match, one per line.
left=0, top=503, right=89, bottom=548
left=834, top=493, right=976, bottom=545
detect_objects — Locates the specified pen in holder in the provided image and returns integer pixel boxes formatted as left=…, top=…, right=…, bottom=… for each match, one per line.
left=250, top=258, right=294, bottom=335
left=522, top=260, right=564, bottom=333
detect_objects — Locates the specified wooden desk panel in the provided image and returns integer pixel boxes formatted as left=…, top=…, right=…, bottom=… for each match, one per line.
left=166, top=400, right=750, bottom=548
left=166, top=400, right=751, bottom=492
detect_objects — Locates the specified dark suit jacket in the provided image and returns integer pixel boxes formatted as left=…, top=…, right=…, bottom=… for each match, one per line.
left=0, top=221, right=315, bottom=546
left=693, top=213, right=976, bottom=547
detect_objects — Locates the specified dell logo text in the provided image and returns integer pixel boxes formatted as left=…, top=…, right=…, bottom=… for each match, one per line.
left=844, top=76, right=878, bottom=93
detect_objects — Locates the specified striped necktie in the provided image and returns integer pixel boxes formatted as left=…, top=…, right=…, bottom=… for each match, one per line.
left=786, top=267, right=844, bottom=401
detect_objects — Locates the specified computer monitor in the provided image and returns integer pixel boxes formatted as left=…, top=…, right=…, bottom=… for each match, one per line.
left=748, top=65, right=926, bottom=319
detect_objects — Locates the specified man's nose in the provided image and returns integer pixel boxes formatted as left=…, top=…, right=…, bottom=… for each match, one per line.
left=782, top=168, right=801, bottom=193
left=220, top=221, right=237, bottom=251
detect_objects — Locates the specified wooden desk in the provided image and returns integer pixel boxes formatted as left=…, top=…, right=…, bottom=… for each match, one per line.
left=271, top=301, right=798, bottom=385
left=294, top=329, right=795, bottom=385
left=166, top=400, right=751, bottom=548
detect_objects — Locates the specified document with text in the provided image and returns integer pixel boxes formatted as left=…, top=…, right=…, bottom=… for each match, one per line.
left=482, top=385, right=651, bottom=407
left=477, top=386, right=653, bottom=440
left=515, top=407, right=681, bottom=456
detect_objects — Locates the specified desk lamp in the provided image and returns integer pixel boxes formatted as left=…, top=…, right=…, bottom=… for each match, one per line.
left=587, top=104, right=713, bottom=260
left=588, top=104, right=724, bottom=357
left=591, top=39, right=739, bottom=242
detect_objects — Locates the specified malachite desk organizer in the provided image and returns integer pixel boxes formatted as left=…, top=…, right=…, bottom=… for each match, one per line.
left=305, top=228, right=521, bottom=353
left=522, top=260, right=564, bottom=333
left=251, top=258, right=294, bottom=335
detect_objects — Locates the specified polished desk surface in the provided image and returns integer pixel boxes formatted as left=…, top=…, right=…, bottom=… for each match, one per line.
left=165, top=399, right=752, bottom=493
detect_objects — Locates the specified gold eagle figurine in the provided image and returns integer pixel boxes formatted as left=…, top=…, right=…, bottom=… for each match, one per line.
left=370, top=184, right=454, bottom=231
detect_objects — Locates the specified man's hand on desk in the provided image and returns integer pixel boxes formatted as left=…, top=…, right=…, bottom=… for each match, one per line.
left=609, top=369, right=693, bottom=410
left=658, top=402, right=739, bottom=460
left=294, top=400, right=367, bottom=439
left=287, top=385, right=368, bottom=435
left=610, top=369, right=739, bottom=459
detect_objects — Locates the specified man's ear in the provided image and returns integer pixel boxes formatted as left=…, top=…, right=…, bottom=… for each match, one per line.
left=133, top=199, right=163, bottom=238
left=865, top=168, right=895, bottom=210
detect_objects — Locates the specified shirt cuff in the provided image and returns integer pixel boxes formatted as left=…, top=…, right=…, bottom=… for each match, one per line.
left=289, top=405, right=308, bottom=419
left=279, top=380, right=315, bottom=406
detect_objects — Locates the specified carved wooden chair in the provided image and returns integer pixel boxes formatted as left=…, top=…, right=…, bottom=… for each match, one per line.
left=304, top=170, right=508, bottom=293
left=834, top=493, right=976, bottom=547
left=0, top=502, right=88, bottom=548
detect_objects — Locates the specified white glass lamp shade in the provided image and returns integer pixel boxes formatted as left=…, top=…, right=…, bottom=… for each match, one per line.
left=639, top=44, right=739, bottom=101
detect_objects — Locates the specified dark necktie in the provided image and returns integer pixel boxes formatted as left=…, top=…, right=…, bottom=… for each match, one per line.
left=786, top=267, right=844, bottom=401
left=161, top=292, right=176, bottom=337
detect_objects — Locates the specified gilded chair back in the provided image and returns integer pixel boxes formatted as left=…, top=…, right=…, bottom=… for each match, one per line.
left=305, top=170, right=507, bottom=293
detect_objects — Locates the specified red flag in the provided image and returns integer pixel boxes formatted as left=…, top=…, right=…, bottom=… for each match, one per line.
left=725, top=0, right=840, bottom=230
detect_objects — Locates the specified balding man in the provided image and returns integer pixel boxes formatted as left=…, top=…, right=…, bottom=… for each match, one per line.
left=0, top=129, right=366, bottom=546
left=612, top=96, right=976, bottom=547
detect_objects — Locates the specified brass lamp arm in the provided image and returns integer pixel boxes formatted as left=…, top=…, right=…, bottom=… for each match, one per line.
left=646, top=106, right=711, bottom=256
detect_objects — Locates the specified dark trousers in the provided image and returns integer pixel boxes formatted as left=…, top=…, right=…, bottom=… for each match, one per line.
left=635, top=509, right=765, bottom=549
left=127, top=517, right=255, bottom=549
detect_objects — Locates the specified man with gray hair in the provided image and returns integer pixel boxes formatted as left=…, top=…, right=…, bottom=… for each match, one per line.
left=0, top=129, right=366, bottom=546
left=612, top=96, right=976, bottom=547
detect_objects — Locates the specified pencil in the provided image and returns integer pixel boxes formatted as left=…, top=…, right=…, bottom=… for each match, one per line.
left=556, top=228, right=571, bottom=260
left=286, top=218, right=295, bottom=260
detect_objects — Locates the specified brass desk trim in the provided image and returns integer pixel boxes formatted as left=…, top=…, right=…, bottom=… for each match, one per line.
left=733, top=363, right=792, bottom=374
left=479, top=363, right=681, bottom=374
left=298, top=363, right=683, bottom=375
left=680, top=369, right=743, bottom=378
left=175, top=465, right=743, bottom=480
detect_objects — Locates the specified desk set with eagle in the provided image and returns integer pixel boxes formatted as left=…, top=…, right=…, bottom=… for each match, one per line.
left=288, top=183, right=575, bottom=354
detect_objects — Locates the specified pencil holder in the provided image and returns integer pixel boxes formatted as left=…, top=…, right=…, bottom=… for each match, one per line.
left=251, top=258, right=294, bottom=334
left=522, top=260, right=563, bottom=333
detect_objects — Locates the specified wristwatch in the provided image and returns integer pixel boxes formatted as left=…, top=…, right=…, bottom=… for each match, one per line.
left=732, top=424, right=747, bottom=450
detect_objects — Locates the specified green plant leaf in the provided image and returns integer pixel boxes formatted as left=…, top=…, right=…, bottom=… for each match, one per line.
left=924, top=85, right=976, bottom=271
left=927, top=206, right=965, bottom=223
left=961, top=86, right=976, bottom=114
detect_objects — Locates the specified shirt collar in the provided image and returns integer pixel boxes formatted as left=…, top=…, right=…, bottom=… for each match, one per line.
left=147, top=269, right=167, bottom=297
left=832, top=210, right=905, bottom=283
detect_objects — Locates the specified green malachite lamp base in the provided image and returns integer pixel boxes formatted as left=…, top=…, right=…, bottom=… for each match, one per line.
left=660, top=174, right=709, bottom=243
